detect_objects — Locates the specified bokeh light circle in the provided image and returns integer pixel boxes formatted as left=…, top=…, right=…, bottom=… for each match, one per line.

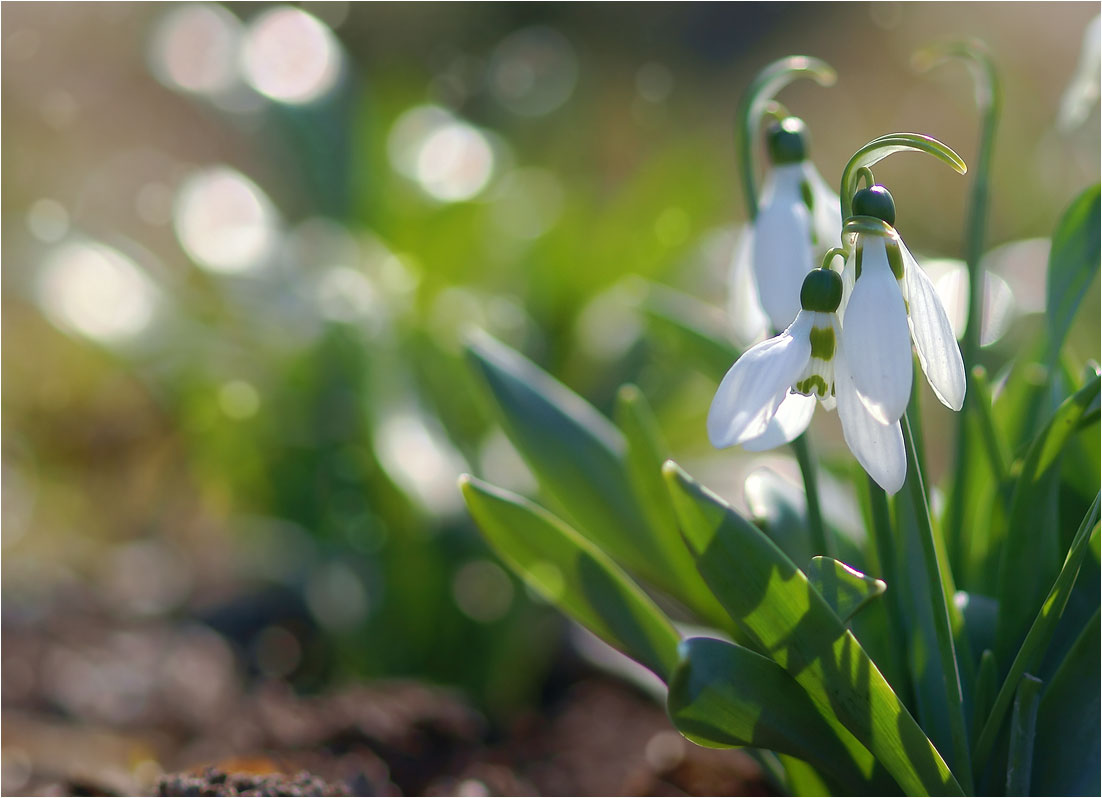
left=37, top=240, right=158, bottom=344
left=149, top=3, right=242, bottom=96
left=173, top=166, right=278, bottom=274
left=488, top=26, right=578, bottom=117
left=388, top=105, right=496, bottom=202
left=240, top=6, right=341, bottom=104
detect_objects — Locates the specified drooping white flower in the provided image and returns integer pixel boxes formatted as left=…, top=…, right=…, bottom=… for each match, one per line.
left=709, top=268, right=906, bottom=493
left=1058, top=15, right=1101, bottom=132
left=841, top=185, right=966, bottom=425
left=729, top=117, right=842, bottom=340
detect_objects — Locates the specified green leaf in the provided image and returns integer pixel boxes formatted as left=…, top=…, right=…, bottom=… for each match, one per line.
left=995, top=375, right=1101, bottom=662
left=1031, top=610, right=1100, bottom=796
left=459, top=475, right=680, bottom=679
left=1045, top=184, right=1101, bottom=364
left=955, top=591, right=999, bottom=665
left=745, top=468, right=815, bottom=566
left=615, top=385, right=680, bottom=539
left=1005, top=674, right=1043, bottom=796
left=972, top=650, right=998, bottom=746
left=805, top=557, right=886, bottom=622
left=613, top=384, right=734, bottom=629
left=464, top=331, right=729, bottom=629
left=640, top=283, right=740, bottom=382
left=662, top=461, right=962, bottom=796
left=975, top=493, right=1100, bottom=772
left=667, top=637, right=897, bottom=793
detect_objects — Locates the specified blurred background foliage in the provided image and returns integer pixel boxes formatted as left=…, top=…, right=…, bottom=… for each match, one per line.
left=2, top=2, right=1098, bottom=720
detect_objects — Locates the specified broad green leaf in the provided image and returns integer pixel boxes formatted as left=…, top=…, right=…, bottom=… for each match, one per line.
left=667, top=637, right=897, bottom=794
left=464, top=331, right=729, bottom=629
left=1031, top=610, right=1100, bottom=796
left=975, top=494, right=1100, bottom=771
left=459, top=475, right=680, bottom=679
left=640, top=283, right=740, bottom=382
left=613, top=384, right=735, bottom=631
left=1045, top=184, right=1101, bottom=364
left=777, top=755, right=834, bottom=797
left=995, top=375, right=1101, bottom=661
left=1005, top=674, right=1043, bottom=796
left=614, top=385, right=680, bottom=540
left=662, top=461, right=962, bottom=796
left=806, top=557, right=886, bottom=622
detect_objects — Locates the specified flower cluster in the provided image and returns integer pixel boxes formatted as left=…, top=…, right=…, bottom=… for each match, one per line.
left=711, top=144, right=965, bottom=492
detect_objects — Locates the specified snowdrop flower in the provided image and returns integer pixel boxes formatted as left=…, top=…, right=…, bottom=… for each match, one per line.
left=730, top=117, right=842, bottom=338
left=709, top=267, right=906, bottom=493
left=1058, top=15, right=1100, bottom=131
left=841, top=185, right=967, bottom=425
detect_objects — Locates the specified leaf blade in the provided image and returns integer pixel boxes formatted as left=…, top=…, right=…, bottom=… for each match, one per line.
left=1045, top=184, right=1101, bottom=363
left=667, top=636, right=897, bottom=793
left=663, top=461, right=962, bottom=796
left=460, top=475, right=681, bottom=679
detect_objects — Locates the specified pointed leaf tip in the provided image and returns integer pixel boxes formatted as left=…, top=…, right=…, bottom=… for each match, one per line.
left=806, top=556, right=887, bottom=621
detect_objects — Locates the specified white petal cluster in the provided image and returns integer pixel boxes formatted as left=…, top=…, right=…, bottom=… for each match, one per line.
left=728, top=161, right=841, bottom=343
left=711, top=192, right=965, bottom=494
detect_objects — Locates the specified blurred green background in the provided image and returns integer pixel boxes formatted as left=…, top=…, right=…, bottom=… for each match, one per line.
left=3, top=1, right=1098, bottom=719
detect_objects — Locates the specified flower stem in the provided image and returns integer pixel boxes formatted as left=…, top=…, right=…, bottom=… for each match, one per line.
left=867, top=475, right=916, bottom=708
left=935, top=43, right=1001, bottom=583
left=735, top=56, right=836, bottom=220
left=901, top=413, right=974, bottom=794
left=735, top=56, right=836, bottom=557
left=791, top=433, right=832, bottom=557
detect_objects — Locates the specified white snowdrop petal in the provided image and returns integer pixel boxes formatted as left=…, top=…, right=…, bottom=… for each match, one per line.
left=727, top=224, right=770, bottom=346
left=901, top=241, right=967, bottom=411
left=707, top=315, right=812, bottom=448
left=836, top=354, right=906, bottom=494
left=841, top=236, right=912, bottom=424
left=740, top=391, right=817, bottom=452
left=753, top=165, right=814, bottom=331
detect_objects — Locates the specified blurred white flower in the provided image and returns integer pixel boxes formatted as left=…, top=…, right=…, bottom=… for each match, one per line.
left=730, top=116, right=840, bottom=339
left=1058, top=15, right=1101, bottom=131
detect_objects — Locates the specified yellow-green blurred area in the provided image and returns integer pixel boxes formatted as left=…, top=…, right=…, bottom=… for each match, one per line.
left=2, top=1, right=1099, bottom=717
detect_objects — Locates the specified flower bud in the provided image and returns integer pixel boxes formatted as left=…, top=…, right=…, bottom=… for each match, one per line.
left=766, top=117, right=808, bottom=165
left=852, top=185, right=896, bottom=226
left=800, top=268, right=843, bottom=313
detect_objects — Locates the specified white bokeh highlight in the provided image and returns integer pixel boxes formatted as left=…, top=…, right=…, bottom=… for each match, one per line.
left=240, top=6, right=341, bottom=105
left=37, top=239, right=158, bottom=344
left=173, top=166, right=278, bottom=274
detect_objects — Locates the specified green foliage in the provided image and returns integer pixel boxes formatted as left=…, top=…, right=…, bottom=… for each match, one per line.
left=805, top=557, right=886, bottom=622
left=663, top=461, right=961, bottom=796
left=667, top=637, right=898, bottom=793
left=465, top=330, right=733, bottom=630
left=460, top=475, right=680, bottom=679
left=1045, top=185, right=1101, bottom=365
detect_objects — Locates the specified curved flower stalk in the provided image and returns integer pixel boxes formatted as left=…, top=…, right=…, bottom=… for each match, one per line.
left=730, top=118, right=843, bottom=335
left=730, top=56, right=839, bottom=340
left=709, top=268, right=906, bottom=493
left=841, top=189, right=967, bottom=425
